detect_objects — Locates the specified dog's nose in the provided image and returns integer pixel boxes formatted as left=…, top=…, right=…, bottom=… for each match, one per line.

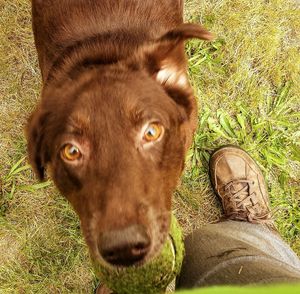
left=98, top=224, right=151, bottom=267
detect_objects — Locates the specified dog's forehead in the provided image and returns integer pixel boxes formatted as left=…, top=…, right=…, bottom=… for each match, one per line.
left=66, top=77, right=176, bottom=130
left=66, top=110, right=91, bottom=132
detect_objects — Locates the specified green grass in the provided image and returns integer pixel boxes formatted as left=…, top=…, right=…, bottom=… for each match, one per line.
left=0, top=0, right=299, bottom=293
left=181, top=0, right=300, bottom=253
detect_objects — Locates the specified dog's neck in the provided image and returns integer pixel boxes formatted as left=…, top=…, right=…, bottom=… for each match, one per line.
left=44, top=29, right=149, bottom=86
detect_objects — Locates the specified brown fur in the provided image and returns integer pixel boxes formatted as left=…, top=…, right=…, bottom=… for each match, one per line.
left=28, top=0, right=212, bottom=275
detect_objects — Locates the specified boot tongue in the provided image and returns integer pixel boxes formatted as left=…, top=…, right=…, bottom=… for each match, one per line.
left=216, top=155, right=247, bottom=187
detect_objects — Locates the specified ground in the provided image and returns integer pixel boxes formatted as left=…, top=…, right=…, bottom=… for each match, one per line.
left=0, top=0, right=299, bottom=293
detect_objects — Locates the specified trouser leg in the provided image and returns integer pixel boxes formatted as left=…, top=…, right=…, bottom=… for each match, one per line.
left=177, top=221, right=300, bottom=289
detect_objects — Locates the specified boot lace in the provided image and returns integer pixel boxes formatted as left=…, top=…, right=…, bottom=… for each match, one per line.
left=222, top=179, right=271, bottom=222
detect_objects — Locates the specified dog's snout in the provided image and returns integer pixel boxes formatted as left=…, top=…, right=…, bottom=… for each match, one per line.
left=98, top=224, right=151, bottom=266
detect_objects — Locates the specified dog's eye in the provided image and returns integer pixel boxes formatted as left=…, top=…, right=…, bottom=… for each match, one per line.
left=61, top=144, right=82, bottom=161
left=143, top=123, right=163, bottom=142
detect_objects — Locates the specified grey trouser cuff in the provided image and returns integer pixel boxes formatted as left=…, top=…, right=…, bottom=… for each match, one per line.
left=177, top=221, right=300, bottom=289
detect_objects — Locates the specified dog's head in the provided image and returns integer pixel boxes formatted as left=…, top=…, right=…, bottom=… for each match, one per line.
left=27, top=24, right=212, bottom=266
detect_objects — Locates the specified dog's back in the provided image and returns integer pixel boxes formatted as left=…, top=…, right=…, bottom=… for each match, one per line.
left=32, top=0, right=183, bottom=80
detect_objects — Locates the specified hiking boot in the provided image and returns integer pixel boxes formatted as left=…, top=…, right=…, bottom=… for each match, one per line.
left=209, top=145, right=275, bottom=230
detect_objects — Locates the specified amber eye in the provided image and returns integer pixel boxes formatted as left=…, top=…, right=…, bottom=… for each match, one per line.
left=143, top=123, right=163, bottom=142
left=61, top=144, right=82, bottom=161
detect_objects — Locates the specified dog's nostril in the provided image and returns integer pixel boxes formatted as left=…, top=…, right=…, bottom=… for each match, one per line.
left=131, top=242, right=149, bottom=256
left=106, top=250, right=116, bottom=258
left=99, top=225, right=151, bottom=267
left=134, top=242, right=147, bottom=251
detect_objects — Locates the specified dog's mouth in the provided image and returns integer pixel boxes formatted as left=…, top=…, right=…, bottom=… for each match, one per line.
left=95, top=232, right=173, bottom=272
left=91, top=214, right=184, bottom=294
left=91, top=231, right=180, bottom=294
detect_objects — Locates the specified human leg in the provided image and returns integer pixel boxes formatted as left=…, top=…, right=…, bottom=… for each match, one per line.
left=177, top=146, right=300, bottom=288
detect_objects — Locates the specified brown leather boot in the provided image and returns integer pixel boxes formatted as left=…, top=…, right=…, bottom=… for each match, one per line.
left=209, top=145, right=276, bottom=230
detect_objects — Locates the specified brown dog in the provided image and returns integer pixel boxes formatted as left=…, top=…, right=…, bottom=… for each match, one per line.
left=27, top=0, right=212, bottom=290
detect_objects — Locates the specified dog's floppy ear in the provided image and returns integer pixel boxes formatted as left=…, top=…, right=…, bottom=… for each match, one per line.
left=26, top=107, right=50, bottom=181
left=145, top=23, right=213, bottom=88
left=139, top=24, right=213, bottom=151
